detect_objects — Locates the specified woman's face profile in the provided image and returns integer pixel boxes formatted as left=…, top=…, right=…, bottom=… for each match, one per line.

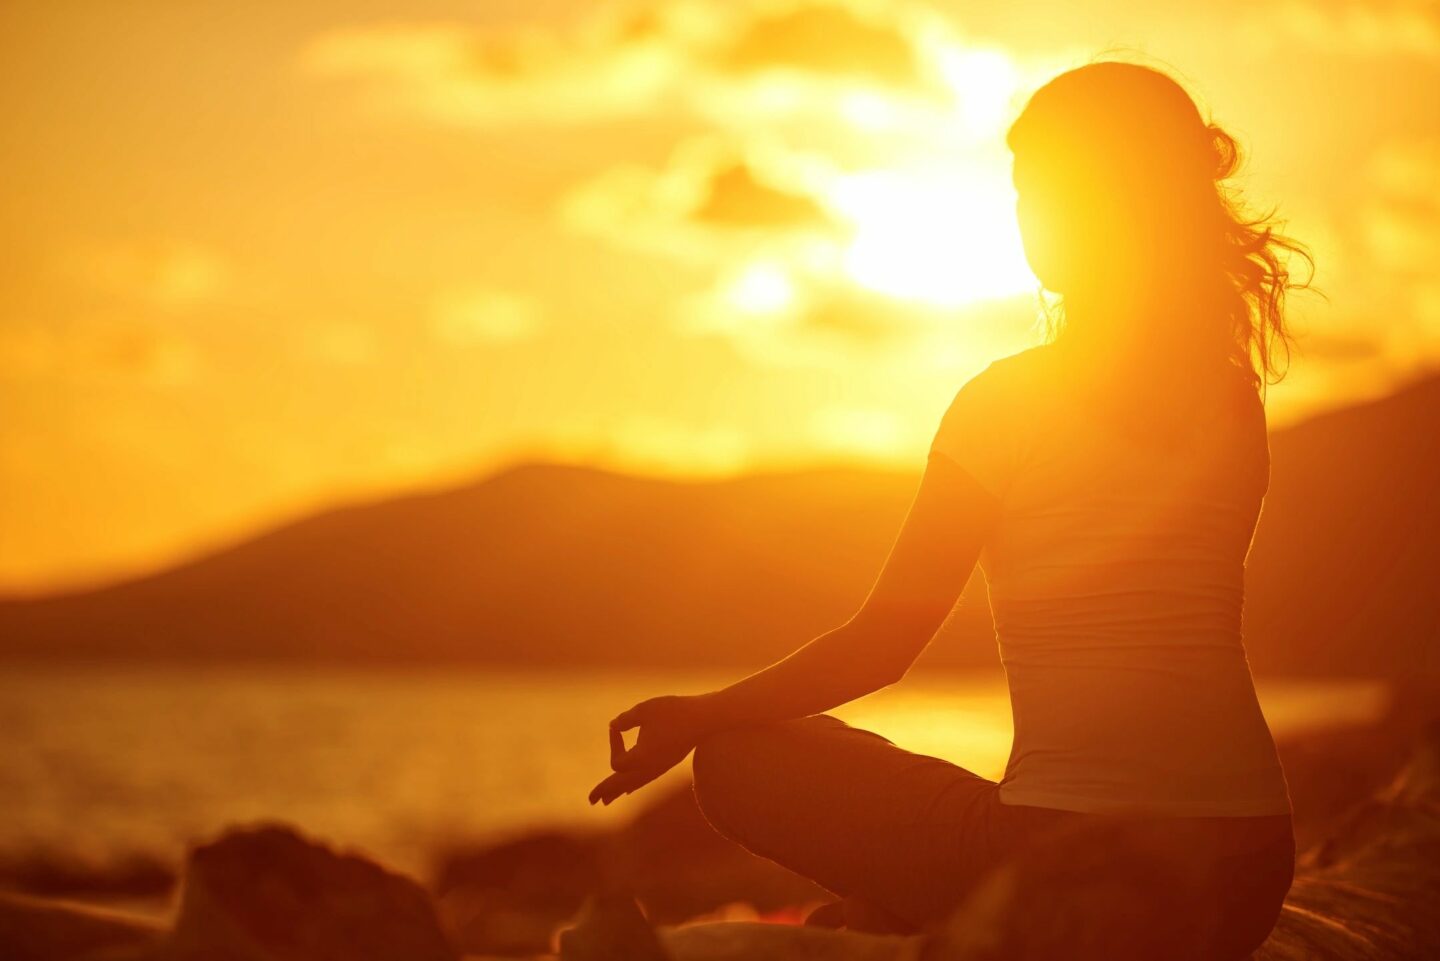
left=1012, top=150, right=1071, bottom=293
left=1011, top=143, right=1145, bottom=298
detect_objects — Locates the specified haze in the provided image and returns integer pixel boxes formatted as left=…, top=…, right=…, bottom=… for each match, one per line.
left=2, top=0, right=1436, bottom=591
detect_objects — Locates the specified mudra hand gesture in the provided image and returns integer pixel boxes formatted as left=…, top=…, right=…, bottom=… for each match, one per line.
left=588, top=694, right=715, bottom=806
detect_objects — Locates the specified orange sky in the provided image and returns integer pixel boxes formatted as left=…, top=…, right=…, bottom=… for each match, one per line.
left=1, top=0, right=1437, bottom=592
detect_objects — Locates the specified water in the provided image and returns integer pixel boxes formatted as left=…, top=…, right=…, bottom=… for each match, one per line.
left=0, top=665, right=1388, bottom=881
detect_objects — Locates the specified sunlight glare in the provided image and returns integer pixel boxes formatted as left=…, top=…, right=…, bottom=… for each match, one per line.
left=935, top=47, right=1022, bottom=138
left=830, top=170, right=1036, bottom=306
left=724, top=260, right=800, bottom=314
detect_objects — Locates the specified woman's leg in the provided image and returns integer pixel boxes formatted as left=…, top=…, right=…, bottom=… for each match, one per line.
left=1205, top=822, right=1295, bottom=960
left=690, top=714, right=1037, bottom=930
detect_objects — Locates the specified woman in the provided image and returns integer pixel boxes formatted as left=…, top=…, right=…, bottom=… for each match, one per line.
left=589, top=61, right=1311, bottom=958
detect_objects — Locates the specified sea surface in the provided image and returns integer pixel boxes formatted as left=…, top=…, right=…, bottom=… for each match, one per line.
left=0, top=665, right=1388, bottom=881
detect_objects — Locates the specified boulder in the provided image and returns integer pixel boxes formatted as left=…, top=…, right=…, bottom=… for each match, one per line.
left=608, top=782, right=824, bottom=924
left=0, top=892, right=164, bottom=961
left=166, top=824, right=456, bottom=961
left=434, top=831, right=605, bottom=956
left=0, top=853, right=175, bottom=901
left=558, top=893, right=669, bottom=961
left=434, top=784, right=823, bottom=955
left=1255, top=722, right=1440, bottom=960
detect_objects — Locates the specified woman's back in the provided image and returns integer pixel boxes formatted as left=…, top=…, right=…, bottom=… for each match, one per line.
left=931, top=344, right=1291, bottom=816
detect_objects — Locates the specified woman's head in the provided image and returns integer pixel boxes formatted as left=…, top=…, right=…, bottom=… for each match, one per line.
left=1007, top=61, right=1311, bottom=390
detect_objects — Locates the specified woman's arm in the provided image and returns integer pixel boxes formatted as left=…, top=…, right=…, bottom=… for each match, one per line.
left=589, top=452, right=997, bottom=804
left=693, top=452, right=998, bottom=728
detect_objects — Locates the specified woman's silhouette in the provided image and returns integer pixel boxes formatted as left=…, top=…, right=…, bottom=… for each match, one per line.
left=591, top=61, right=1311, bottom=959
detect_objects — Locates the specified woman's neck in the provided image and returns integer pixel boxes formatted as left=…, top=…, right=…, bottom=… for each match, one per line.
left=1056, top=284, right=1167, bottom=365
left=1051, top=286, right=1231, bottom=444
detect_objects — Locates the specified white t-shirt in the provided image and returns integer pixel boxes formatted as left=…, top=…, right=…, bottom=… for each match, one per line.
left=930, top=344, right=1292, bottom=817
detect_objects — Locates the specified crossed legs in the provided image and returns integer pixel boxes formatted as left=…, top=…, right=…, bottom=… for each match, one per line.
left=689, top=713, right=1294, bottom=959
left=690, top=714, right=1043, bottom=931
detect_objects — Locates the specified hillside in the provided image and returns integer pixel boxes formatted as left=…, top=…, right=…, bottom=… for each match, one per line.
left=1, top=374, right=1437, bottom=677
left=1245, top=373, right=1440, bottom=676
left=0, top=466, right=941, bottom=668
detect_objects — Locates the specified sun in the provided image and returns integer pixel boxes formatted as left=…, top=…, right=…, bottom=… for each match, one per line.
left=819, top=36, right=1041, bottom=307
left=828, top=166, right=1037, bottom=307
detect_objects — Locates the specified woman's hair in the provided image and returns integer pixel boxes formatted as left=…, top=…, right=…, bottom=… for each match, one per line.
left=1006, top=61, right=1314, bottom=394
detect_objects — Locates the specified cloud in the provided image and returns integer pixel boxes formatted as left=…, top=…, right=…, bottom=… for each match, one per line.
left=431, top=287, right=544, bottom=345
left=299, top=3, right=1057, bottom=369
left=76, top=240, right=230, bottom=312
left=4, top=239, right=225, bottom=387
left=1238, top=0, right=1440, bottom=58
left=810, top=406, right=917, bottom=458
left=300, top=1, right=961, bottom=129
left=677, top=258, right=980, bottom=366
left=559, top=137, right=843, bottom=260
left=538, top=414, right=751, bottom=475
left=1294, top=331, right=1386, bottom=362
left=303, top=1, right=1058, bottom=296
left=798, top=289, right=930, bottom=342
left=565, top=135, right=1038, bottom=334
left=1345, top=138, right=1440, bottom=363
left=299, top=13, right=687, bottom=125
left=607, top=415, right=750, bottom=473
left=689, top=160, right=834, bottom=229
left=1362, top=139, right=1440, bottom=277
left=0, top=319, right=199, bottom=387
left=717, top=3, right=928, bottom=89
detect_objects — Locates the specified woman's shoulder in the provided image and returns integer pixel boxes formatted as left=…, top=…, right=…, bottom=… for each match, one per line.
left=937, top=346, right=1062, bottom=436
left=962, top=344, right=1058, bottom=397
left=932, top=347, right=1056, bottom=498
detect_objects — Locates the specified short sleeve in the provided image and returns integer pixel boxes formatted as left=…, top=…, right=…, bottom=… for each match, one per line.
left=928, top=362, right=1019, bottom=501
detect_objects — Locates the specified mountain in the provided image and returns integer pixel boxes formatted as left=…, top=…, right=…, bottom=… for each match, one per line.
left=0, top=465, right=939, bottom=668
left=1244, top=373, right=1440, bottom=677
left=1, top=374, right=1437, bottom=677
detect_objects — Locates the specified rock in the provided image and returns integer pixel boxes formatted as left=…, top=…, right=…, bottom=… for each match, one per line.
left=435, top=784, right=823, bottom=955
left=1274, top=683, right=1438, bottom=852
left=558, top=893, right=668, bottom=961
left=166, top=824, right=456, bottom=961
left=0, top=892, right=164, bottom=961
left=434, top=831, right=605, bottom=956
left=0, top=853, right=176, bottom=901
left=560, top=896, right=919, bottom=961
left=927, top=819, right=1226, bottom=961
left=661, top=920, right=917, bottom=961
left=608, top=782, right=824, bottom=924
left=1255, top=721, right=1440, bottom=960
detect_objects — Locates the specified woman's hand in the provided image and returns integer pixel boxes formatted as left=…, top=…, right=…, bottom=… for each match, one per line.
left=588, top=694, right=715, bottom=806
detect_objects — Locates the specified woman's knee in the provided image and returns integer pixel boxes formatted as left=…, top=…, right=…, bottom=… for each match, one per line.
left=691, top=727, right=756, bottom=841
left=691, top=722, right=778, bottom=811
left=691, top=715, right=844, bottom=835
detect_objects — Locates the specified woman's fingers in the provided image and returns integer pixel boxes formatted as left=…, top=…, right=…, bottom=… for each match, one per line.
left=607, top=704, right=641, bottom=772
left=613, top=736, right=664, bottom=772
left=609, top=701, right=648, bottom=732
left=608, top=726, right=628, bottom=770
left=587, top=773, right=619, bottom=806
left=593, top=697, right=690, bottom=803
left=587, top=768, right=657, bottom=806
